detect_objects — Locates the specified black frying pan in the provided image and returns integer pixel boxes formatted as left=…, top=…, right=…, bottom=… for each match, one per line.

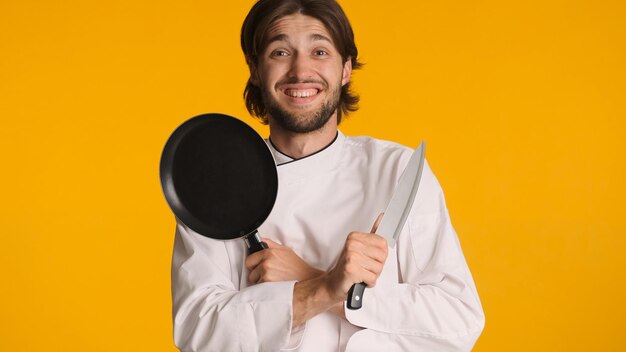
left=160, top=113, right=278, bottom=253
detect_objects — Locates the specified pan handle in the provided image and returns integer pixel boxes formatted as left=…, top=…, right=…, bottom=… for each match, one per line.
left=245, top=230, right=268, bottom=254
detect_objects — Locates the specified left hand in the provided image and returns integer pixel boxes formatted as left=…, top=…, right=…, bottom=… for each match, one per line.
left=245, top=238, right=323, bottom=284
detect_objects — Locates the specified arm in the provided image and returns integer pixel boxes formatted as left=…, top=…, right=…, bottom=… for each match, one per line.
left=343, top=162, right=485, bottom=351
left=172, top=224, right=299, bottom=352
left=247, top=216, right=387, bottom=327
left=173, top=218, right=386, bottom=352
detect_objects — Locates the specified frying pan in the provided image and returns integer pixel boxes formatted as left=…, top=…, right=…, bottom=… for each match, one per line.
left=160, top=113, right=278, bottom=253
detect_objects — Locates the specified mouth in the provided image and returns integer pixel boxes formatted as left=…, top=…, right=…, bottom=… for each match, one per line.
left=279, top=83, right=323, bottom=105
left=283, top=88, right=320, bottom=98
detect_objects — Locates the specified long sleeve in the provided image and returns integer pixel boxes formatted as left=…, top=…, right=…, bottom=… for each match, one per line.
left=170, top=132, right=484, bottom=351
left=344, top=162, right=485, bottom=351
left=171, top=223, right=302, bottom=351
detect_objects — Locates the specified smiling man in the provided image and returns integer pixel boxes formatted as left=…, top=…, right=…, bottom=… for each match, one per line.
left=252, top=16, right=347, bottom=135
left=171, top=1, right=484, bottom=351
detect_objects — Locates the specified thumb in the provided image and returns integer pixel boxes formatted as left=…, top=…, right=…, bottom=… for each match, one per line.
left=370, top=213, right=384, bottom=233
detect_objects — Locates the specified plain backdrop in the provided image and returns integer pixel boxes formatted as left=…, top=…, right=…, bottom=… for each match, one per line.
left=1, top=0, right=624, bottom=350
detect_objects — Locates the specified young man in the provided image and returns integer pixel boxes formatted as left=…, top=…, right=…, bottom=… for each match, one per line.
left=171, top=1, right=484, bottom=351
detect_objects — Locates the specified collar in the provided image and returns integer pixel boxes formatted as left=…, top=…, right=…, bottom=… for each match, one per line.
left=265, top=130, right=346, bottom=184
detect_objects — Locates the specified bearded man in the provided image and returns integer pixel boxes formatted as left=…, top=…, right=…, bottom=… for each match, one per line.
left=171, top=1, right=484, bottom=351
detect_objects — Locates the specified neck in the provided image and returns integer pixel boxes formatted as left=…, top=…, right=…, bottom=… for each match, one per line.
left=268, top=115, right=338, bottom=159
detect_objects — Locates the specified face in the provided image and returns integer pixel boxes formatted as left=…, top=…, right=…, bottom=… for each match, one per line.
left=250, top=14, right=352, bottom=133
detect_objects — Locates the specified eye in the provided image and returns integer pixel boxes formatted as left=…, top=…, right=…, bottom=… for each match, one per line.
left=271, top=49, right=289, bottom=57
left=314, top=50, right=328, bottom=56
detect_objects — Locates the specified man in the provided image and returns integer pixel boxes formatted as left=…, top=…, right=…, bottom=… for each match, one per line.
left=171, top=0, right=484, bottom=351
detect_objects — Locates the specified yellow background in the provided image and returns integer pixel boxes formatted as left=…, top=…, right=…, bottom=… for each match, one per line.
left=1, top=0, right=624, bottom=350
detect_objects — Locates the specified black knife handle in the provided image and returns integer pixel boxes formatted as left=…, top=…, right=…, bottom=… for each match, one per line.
left=245, top=230, right=268, bottom=255
left=347, top=282, right=366, bottom=310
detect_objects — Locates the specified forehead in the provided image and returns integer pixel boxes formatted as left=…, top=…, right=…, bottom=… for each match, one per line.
left=266, top=13, right=334, bottom=45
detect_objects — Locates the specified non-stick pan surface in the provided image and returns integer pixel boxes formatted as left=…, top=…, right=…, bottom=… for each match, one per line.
left=160, top=113, right=278, bottom=241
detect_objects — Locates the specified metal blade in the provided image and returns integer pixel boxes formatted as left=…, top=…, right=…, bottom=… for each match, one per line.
left=376, top=141, right=426, bottom=247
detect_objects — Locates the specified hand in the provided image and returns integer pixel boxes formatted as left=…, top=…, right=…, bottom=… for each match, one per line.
left=324, top=214, right=388, bottom=301
left=245, top=238, right=323, bottom=284
left=291, top=214, right=388, bottom=326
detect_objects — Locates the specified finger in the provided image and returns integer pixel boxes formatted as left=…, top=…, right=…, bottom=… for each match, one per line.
left=248, top=265, right=262, bottom=283
left=363, top=233, right=388, bottom=251
left=345, top=232, right=369, bottom=255
left=359, top=255, right=386, bottom=275
left=362, top=270, right=380, bottom=288
left=249, top=254, right=276, bottom=283
left=261, top=237, right=282, bottom=248
left=363, top=244, right=388, bottom=264
left=244, top=250, right=264, bottom=270
left=345, top=232, right=386, bottom=258
left=343, top=259, right=380, bottom=288
left=347, top=239, right=387, bottom=264
left=370, top=213, right=384, bottom=233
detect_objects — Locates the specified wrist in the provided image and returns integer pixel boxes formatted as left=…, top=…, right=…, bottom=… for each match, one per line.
left=292, top=274, right=342, bottom=327
left=328, top=301, right=346, bottom=319
left=298, top=274, right=342, bottom=309
left=304, top=268, right=325, bottom=281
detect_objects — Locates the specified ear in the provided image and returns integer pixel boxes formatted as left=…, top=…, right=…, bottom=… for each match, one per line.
left=341, top=57, right=353, bottom=86
left=247, top=58, right=260, bottom=86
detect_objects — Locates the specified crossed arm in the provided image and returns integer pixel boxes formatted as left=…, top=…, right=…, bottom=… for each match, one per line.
left=245, top=215, right=386, bottom=327
left=173, top=210, right=484, bottom=351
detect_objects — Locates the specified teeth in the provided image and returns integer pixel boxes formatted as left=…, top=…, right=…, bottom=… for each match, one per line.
left=285, top=89, right=318, bottom=98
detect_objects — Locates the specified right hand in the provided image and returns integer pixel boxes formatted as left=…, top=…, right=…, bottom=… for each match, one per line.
left=291, top=215, right=387, bottom=326
left=325, top=214, right=388, bottom=301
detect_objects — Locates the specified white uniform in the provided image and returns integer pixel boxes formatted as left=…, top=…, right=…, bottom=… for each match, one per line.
left=171, top=131, right=484, bottom=351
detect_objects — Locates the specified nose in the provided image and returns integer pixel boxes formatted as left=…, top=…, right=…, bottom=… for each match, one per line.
left=287, top=53, right=314, bottom=81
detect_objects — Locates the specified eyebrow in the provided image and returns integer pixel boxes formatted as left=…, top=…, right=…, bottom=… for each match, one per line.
left=310, top=33, right=332, bottom=43
left=266, top=33, right=333, bottom=46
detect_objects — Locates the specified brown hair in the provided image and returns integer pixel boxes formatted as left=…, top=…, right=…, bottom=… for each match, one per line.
left=241, top=0, right=363, bottom=124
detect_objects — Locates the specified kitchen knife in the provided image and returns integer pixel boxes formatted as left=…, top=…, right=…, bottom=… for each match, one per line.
left=346, top=141, right=426, bottom=310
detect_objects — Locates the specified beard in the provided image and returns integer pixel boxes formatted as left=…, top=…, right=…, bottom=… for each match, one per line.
left=263, top=80, right=342, bottom=134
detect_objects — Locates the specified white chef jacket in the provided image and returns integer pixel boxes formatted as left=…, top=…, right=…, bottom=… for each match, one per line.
left=171, top=131, right=485, bottom=351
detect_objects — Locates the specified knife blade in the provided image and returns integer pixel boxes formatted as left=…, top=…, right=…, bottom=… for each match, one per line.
left=346, top=141, right=426, bottom=310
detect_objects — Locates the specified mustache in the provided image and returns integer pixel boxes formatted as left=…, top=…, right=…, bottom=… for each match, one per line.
left=276, top=77, right=328, bottom=88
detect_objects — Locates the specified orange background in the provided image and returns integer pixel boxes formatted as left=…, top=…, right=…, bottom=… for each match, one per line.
left=1, top=0, right=624, bottom=350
